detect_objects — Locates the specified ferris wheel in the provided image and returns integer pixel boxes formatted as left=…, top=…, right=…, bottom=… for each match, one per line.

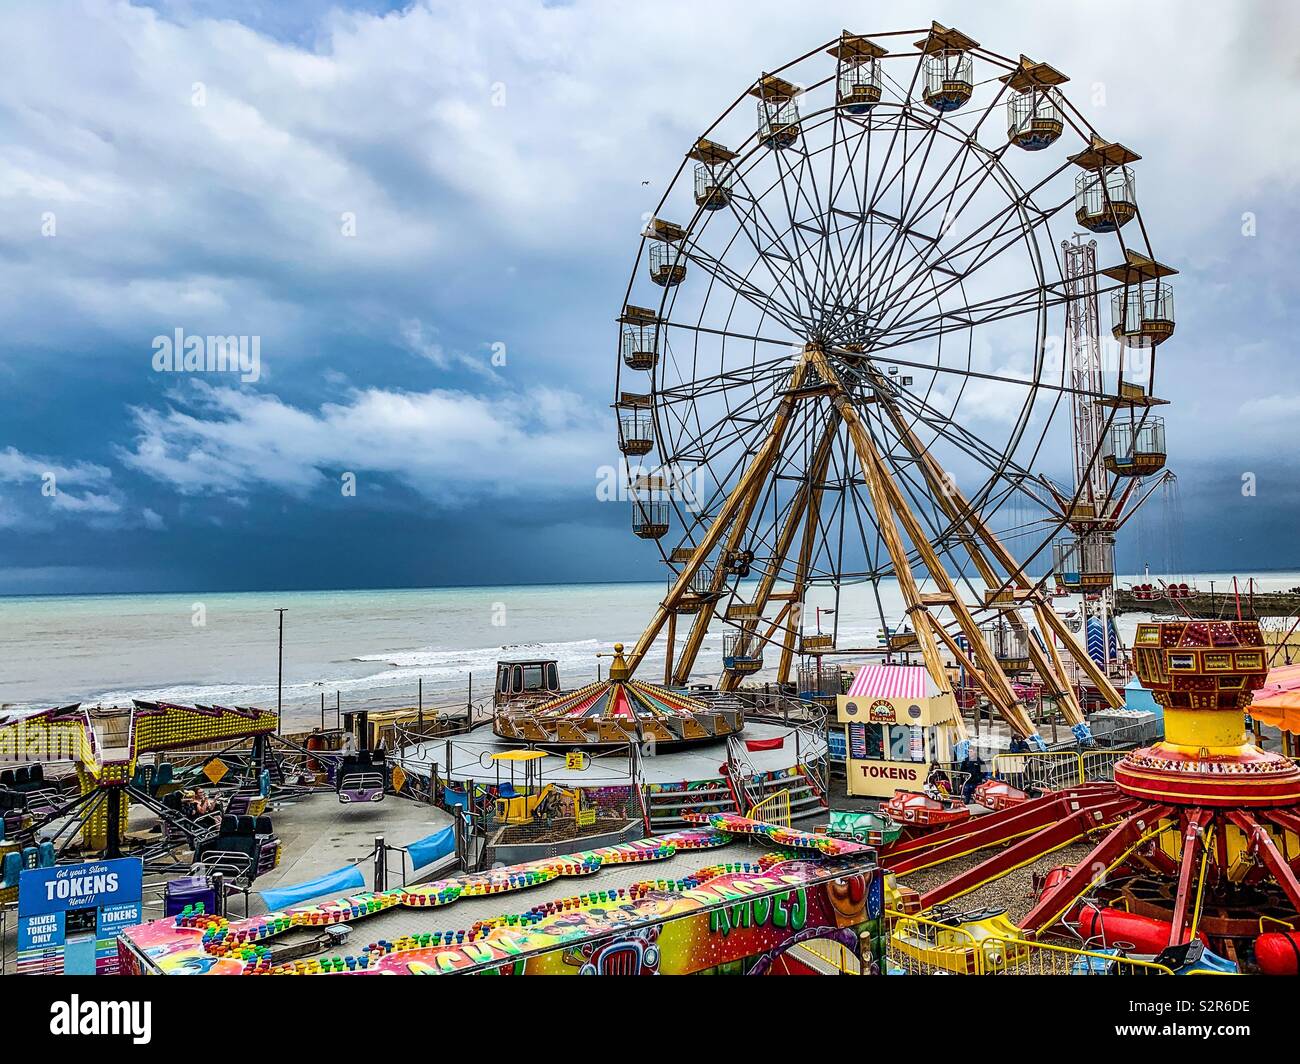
left=613, top=23, right=1177, bottom=750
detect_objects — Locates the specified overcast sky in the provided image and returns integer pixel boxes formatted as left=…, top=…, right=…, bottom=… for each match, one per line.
left=0, top=0, right=1297, bottom=596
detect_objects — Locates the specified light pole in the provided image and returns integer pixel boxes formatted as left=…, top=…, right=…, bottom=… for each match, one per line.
left=275, top=608, right=288, bottom=733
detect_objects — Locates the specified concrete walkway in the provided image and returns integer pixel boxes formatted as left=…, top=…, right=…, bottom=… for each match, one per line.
left=246, top=793, right=452, bottom=913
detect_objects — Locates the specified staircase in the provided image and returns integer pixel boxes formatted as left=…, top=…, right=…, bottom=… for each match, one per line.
left=749, top=773, right=825, bottom=823
left=644, top=768, right=826, bottom=834
left=645, top=781, right=737, bottom=833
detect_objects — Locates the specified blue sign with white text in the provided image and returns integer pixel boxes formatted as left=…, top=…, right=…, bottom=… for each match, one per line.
left=16, top=857, right=144, bottom=975
left=18, top=857, right=143, bottom=917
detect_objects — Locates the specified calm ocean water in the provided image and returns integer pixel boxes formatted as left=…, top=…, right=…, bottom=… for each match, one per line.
left=2, top=573, right=1295, bottom=731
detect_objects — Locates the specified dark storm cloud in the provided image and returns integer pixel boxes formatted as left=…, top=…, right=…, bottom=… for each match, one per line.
left=1, top=0, right=1297, bottom=594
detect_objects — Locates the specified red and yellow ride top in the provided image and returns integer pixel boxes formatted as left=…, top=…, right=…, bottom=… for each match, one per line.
left=1121, top=620, right=1300, bottom=807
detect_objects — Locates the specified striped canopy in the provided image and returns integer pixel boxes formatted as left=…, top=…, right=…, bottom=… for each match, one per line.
left=493, top=644, right=742, bottom=746
left=530, top=677, right=708, bottom=724
left=846, top=664, right=936, bottom=700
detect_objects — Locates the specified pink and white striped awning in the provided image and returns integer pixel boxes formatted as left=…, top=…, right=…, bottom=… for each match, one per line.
left=846, top=664, right=932, bottom=700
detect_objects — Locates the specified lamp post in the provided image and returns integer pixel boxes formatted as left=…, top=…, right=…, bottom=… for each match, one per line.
left=275, top=608, right=288, bottom=733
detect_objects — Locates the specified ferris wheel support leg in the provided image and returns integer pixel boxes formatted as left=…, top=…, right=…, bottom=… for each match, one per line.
left=870, top=387, right=1097, bottom=728
left=720, top=412, right=839, bottom=692
left=624, top=358, right=814, bottom=679
left=664, top=611, right=676, bottom=687
left=807, top=366, right=951, bottom=702
left=1028, top=602, right=1091, bottom=735
left=929, top=620, right=1034, bottom=742
left=1037, top=606, right=1124, bottom=710
left=673, top=460, right=775, bottom=686
left=817, top=351, right=1039, bottom=745
left=777, top=430, right=834, bottom=685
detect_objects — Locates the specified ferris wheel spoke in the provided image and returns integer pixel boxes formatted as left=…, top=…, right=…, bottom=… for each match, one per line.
left=868, top=168, right=1071, bottom=332
left=870, top=214, right=1056, bottom=345
left=673, top=241, right=809, bottom=336
left=657, top=382, right=783, bottom=468
left=850, top=111, right=953, bottom=308
left=858, top=271, right=1063, bottom=359
left=880, top=384, right=1043, bottom=493
left=866, top=141, right=1070, bottom=317
left=852, top=129, right=999, bottom=326
left=764, top=147, right=841, bottom=331
left=726, top=170, right=826, bottom=327
left=815, top=111, right=936, bottom=324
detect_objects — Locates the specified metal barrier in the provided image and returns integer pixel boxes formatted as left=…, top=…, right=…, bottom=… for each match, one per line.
left=748, top=787, right=792, bottom=828
left=978, top=936, right=1174, bottom=976
left=1080, top=749, right=1127, bottom=782
left=991, top=750, right=1128, bottom=790
left=991, top=751, right=1081, bottom=792
left=884, top=910, right=1174, bottom=975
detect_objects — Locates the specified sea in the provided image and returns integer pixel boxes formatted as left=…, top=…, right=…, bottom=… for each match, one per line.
left=1, top=573, right=1296, bottom=732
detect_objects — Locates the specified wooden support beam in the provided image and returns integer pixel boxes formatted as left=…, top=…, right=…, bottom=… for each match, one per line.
left=621, top=353, right=811, bottom=671
left=663, top=611, right=676, bottom=687
left=721, top=411, right=838, bottom=691
left=869, top=381, right=1117, bottom=716
left=672, top=456, right=774, bottom=684
left=778, top=438, right=832, bottom=685
left=806, top=350, right=953, bottom=701
left=812, top=350, right=1035, bottom=738
left=1030, top=600, right=1087, bottom=725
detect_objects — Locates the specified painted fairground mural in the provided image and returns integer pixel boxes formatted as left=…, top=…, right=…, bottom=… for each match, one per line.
left=117, top=816, right=883, bottom=976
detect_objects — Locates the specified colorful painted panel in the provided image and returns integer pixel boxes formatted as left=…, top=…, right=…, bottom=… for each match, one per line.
left=118, top=818, right=881, bottom=976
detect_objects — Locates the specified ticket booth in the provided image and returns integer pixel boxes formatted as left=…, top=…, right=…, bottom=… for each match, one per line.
left=836, top=665, right=960, bottom=798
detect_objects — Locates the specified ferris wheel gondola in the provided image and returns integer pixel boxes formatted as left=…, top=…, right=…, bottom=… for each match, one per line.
left=612, top=22, right=1178, bottom=751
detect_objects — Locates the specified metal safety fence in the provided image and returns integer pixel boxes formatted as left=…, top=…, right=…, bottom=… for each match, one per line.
left=990, top=750, right=1128, bottom=792
left=884, top=910, right=1175, bottom=976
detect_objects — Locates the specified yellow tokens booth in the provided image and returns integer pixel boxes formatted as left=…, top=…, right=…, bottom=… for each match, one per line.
left=836, top=665, right=960, bottom=797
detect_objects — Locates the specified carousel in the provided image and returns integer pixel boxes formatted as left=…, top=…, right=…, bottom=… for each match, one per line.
left=493, top=645, right=742, bottom=747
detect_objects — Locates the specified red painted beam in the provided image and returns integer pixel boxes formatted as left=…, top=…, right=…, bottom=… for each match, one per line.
left=884, top=785, right=1121, bottom=863
left=1020, top=803, right=1174, bottom=935
left=1261, top=807, right=1300, bottom=845
left=918, top=796, right=1142, bottom=910
left=1260, top=809, right=1300, bottom=875
left=889, top=793, right=1081, bottom=873
left=1227, top=809, right=1300, bottom=914
left=1167, top=808, right=1212, bottom=947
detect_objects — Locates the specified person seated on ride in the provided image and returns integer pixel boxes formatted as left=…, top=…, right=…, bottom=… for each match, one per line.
left=925, top=768, right=953, bottom=802
left=1008, top=735, right=1030, bottom=754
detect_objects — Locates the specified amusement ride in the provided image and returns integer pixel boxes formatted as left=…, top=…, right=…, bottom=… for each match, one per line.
left=12, top=19, right=1300, bottom=980
left=612, top=23, right=1179, bottom=753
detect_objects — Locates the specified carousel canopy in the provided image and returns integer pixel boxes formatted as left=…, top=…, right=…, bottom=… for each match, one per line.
left=493, top=644, right=743, bottom=746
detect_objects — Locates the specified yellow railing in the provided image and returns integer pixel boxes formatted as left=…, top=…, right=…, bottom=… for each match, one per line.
left=980, top=935, right=1175, bottom=976
left=748, top=787, right=792, bottom=828
left=886, top=910, right=986, bottom=974
left=793, top=938, right=861, bottom=974
left=885, top=910, right=1175, bottom=976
